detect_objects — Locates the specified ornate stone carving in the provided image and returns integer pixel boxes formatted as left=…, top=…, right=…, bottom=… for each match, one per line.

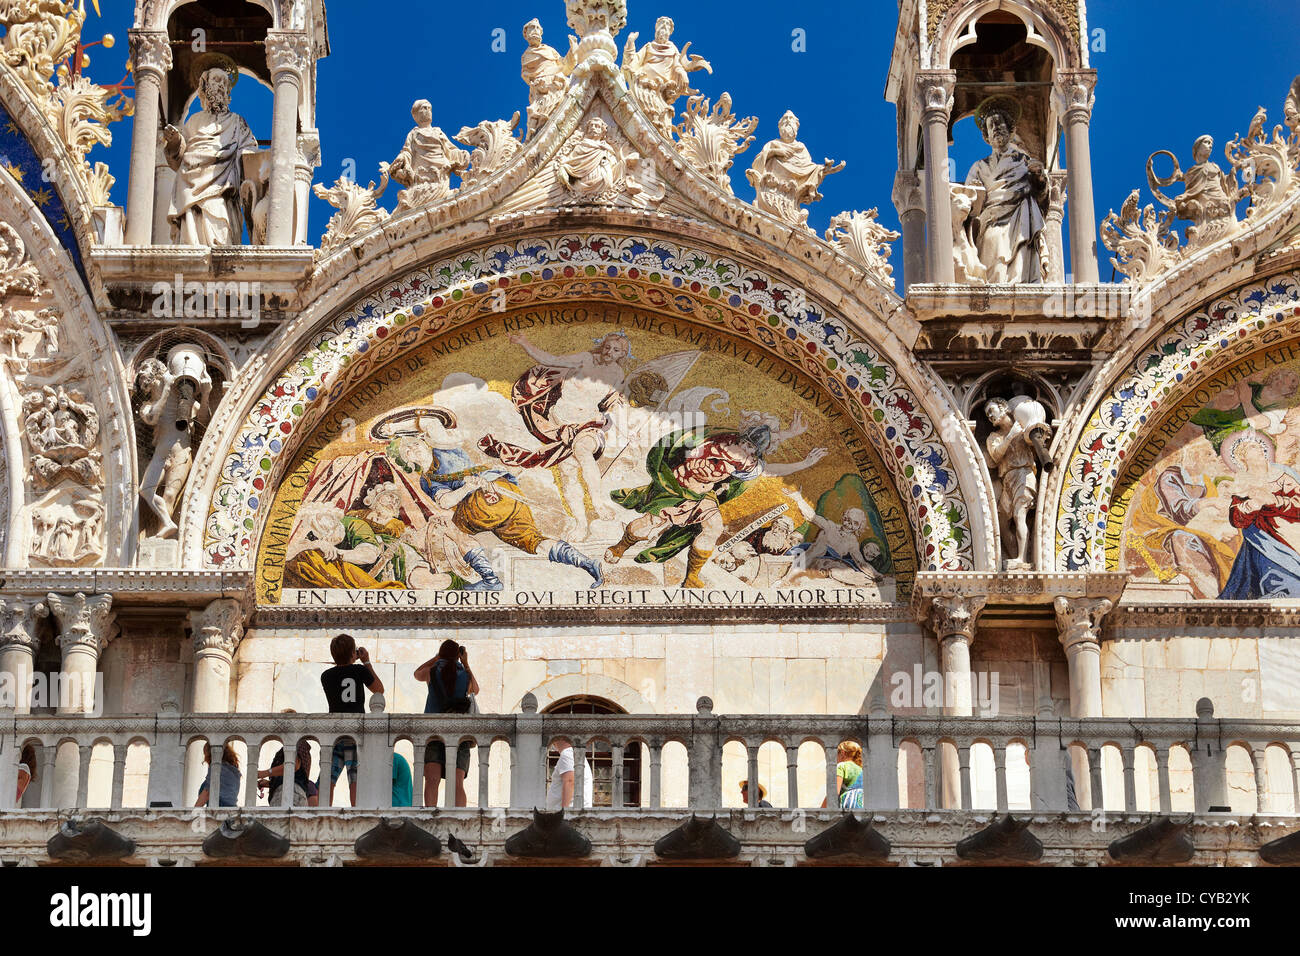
left=1103, top=76, right=1300, bottom=284
left=0, top=597, right=48, bottom=652
left=949, top=183, right=987, bottom=283
left=127, top=29, right=171, bottom=76
left=1053, top=595, right=1113, bottom=652
left=378, top=99, right=469, bottom=215
left=30, top=498, right=102, bottom=565
left=313, top=177, right=390, bottom=256
left=189, top=597, right=245, bottom=657
left=746, top=111, right=843, bottom=230
left=555, top=117, right=656, bottom=205
left=673, top=93, right=756, bottom=195
left=914, top=71, right=955, bottom=122
left=521, top=18, right=573, bottom=141
left=265, top=29, right=312, bottom=78
left=46, top=591, right=114, bottom=655
left=135, top=344, right=213, bottom=540
left=928, top=594, right=983, bottom=641
left=0, top=2, right=133, bottom=209
left=21, top=384, right=102, bottom=488
left=564, top=0, right=626, bottom=67
left=456, top=113, right=523, bottom=189
left=163, top=66, right=258, bottom=245
left=962, top=99, right=1050, bottom=284
left=983, top=395, right=1048, bottom=570
left=622, top=16, right=712, bottom=136
left=824, top=209, right=899, bottom=286
left=1052, top=70, right=1097, bottom=124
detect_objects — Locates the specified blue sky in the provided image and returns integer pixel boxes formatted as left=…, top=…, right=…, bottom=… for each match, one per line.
left=81, top=0, right=1300, bottom=281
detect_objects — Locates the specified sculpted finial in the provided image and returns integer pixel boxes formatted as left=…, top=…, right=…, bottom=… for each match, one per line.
left=746, top=111, right=844, bottom=230
left=622, top=16, right=712, bottom=136
left=379, top=99, right=470, bottom=215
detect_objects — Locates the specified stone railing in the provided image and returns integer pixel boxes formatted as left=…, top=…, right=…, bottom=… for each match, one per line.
left=3, top=698, right=1297, bottom=817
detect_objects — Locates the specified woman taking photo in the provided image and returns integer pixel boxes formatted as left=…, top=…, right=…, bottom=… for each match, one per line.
left=415, top=639, right=479, bottom=807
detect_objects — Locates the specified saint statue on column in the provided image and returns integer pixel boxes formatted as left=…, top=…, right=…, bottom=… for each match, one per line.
left=962, top=99, right=1050, bottom=284
left=164, top=66, right=259, bottom=246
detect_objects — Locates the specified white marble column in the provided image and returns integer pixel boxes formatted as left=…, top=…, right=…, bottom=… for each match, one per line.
left=916, top=70, right=956, bottom=284
left=893, top=169, right=927, bottom=290
left=1053, top=596, right=1113, bottom=718
left=1043, top=171, right=1068, bottom=283
left=265, top=31, right=313, bottom=247
left=1054, top=596, right=1112, bottom=811
left=928, top=595, right=984, bottom=809
left=125, top=30, right=172, bottom=245
left=1054, top=70, right=1100, bottom=283
left=189, top=598, right=245, bottom=713
left=0, top=598, right=48, bottom=714
left=294, top=130, right=322, bottom=246
left=46, top=593, right=115, bottom=715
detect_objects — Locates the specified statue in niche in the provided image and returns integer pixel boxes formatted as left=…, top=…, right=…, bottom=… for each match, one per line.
left=380, top=99, right=471, bottom=215
left=622, top=16, right=712, bottom=136
left=984, top=395, right=1051, bottom=570
left=1147, top=135, right=1243, bottom=251
left=521, top=18, right=573, bottom=140
left=164, top=65, right=260, bottom=246
left=962, top=99, right=1050, bottom=284
left=746, top=110, right=844, bottom=229
left=135, top=346, right=213, bottom=540
left=555, top=117, right=646, bottom=202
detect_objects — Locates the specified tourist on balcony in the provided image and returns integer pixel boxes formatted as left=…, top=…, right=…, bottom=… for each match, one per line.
left=392, top=752, right=414, bottom=807
left=260, top=732, right=318, bottom=807
left=321, top=634, right=385, bottom=806
left=546, top=737, right=594, bottom=810
left=739, top=780, right=773, bottom=808
left=415, top=639, right=478, bottom=807
left=15, top=743, right=36, bottom=804
left=834, top=742, right=865, bottom=810
left=196, top=742, right=242, bottom=808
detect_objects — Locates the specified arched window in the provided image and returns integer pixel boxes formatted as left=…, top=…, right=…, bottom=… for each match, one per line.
left=542, top=695, right=642, bottom=808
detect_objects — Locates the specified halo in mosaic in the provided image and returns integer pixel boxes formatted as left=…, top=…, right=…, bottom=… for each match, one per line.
left=203, top=234, right=975, bottom=572
left=1056, top=270, right=1300, bottom=571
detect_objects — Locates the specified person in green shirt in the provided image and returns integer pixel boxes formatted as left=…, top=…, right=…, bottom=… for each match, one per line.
left=392, top=752, right=414, bottom=808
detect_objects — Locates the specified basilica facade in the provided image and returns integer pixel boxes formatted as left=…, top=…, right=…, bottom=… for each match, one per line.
left=0, top=0, right=1298, bottom=867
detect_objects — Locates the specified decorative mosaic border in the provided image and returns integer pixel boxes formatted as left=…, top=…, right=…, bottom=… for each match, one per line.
left=203, top=233, right=974, bottom=572
left=1056, top=270, right=1300, bottom=570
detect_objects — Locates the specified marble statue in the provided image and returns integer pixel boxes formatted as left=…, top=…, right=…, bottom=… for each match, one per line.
left=622, top=16, right=712, bottom=136
left=746, top=111, right=844, bottom=229
left=984, top=396, right=1045, bottom=570
left=135, top=345, right=213, bottom=539
left=556, top=117, right=644, bottom=202
left=950, top=183, right=988, bottom=283
left=380, top=99, right=470, bottom=215
left=1147, top=135, right=1243, bottom=250
left=963, top=101, right=1049, bottom=284
left=163, top=67, right=259, bottom=246
left=521, top=19, right=572, bottom=140
left=674, top=92, right=756, bottom=194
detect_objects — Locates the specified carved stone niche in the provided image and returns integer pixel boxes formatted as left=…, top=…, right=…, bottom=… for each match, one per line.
left=129, top=333, right=226, bottom=559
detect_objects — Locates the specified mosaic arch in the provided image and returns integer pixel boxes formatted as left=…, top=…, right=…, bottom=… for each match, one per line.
left=203, top=233, right=977, bottom=594
left=1056, top=269, right=1300, bottom=573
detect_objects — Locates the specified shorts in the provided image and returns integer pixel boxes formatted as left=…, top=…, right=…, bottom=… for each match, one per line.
left=330, top=741, right=358, bottom=784
left=424, top=740, right=472, bottom=774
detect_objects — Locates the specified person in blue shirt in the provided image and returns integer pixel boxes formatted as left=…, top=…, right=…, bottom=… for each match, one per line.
left=392, top=752, right=414, bottom=808
left=415, top=639, right=479, bottom=807
left=196, top=742, right=243, bottom=808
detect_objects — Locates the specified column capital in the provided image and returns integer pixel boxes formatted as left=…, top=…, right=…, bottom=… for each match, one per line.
left=0, top=597, right=48, bottom=654
left=914, top=70, right=956, bottom=122
left=128, top=29, right=173, bottom=78
left=1053, top=595, right=1113, bottom=652
left=892, top=169, right=924, bottom=218
left=47, top=592, right=115, bottom=656
left=265, top=30, right=313, bottom=80
left=1053, top=69, right=1098, bottom=124
left=189, top=598, right=245, bottom=658
left=927, top=594, right=985, bottom=643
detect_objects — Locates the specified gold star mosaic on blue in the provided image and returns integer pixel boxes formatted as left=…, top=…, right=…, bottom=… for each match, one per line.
left=0, top=103, right=87, bottom=283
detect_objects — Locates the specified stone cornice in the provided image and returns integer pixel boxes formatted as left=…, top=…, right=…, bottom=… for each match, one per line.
left=0, top=569, right=251, bottom=607
left=912, top=571, right=1129, bottom=606
left=1111, top=600, right=1300, bottom=630
left=253, top=602, right=917, bottom=629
